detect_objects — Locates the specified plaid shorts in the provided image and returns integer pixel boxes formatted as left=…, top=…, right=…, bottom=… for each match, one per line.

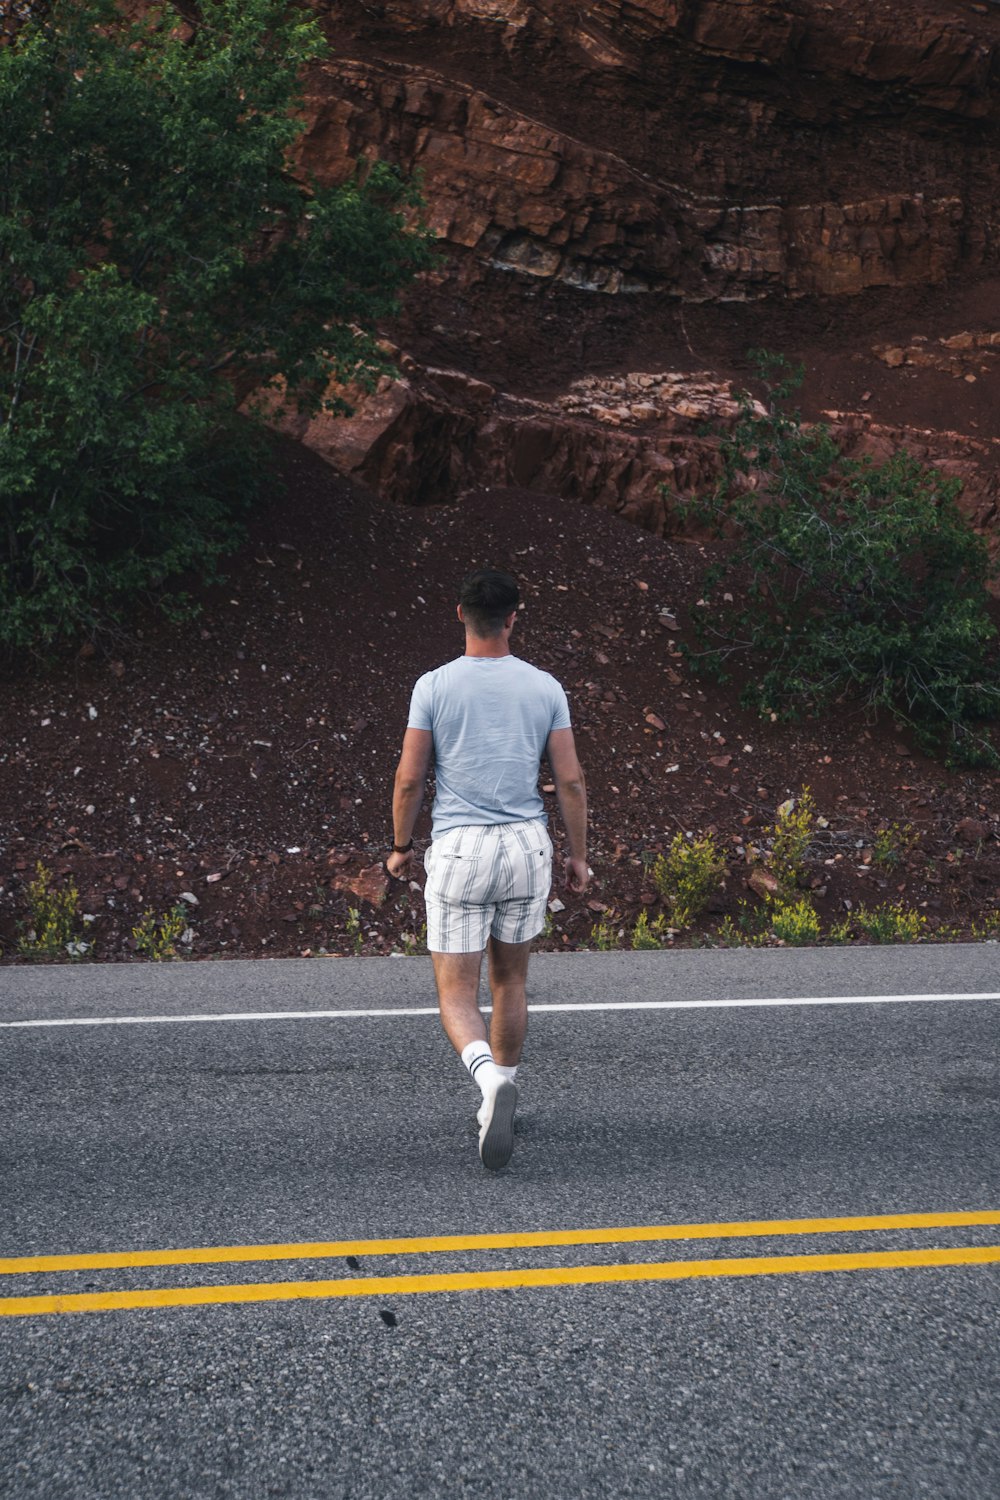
left=423, top=819, right=553, bottom=954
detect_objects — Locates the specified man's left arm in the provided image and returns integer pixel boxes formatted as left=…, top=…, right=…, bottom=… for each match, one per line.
left=386, top=728, right=433, bottom=878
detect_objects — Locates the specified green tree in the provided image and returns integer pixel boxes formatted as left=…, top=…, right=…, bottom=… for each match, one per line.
left=683, top=356, right=1000, bottom=764
left=0, top=0, right=432, bottom=648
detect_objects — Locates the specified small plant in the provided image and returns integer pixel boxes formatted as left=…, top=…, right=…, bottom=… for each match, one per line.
left=651, top=832, right=726, bottom=928
left=971, top=911, right=1000, bottom=941
left=133, top=904, right=189, bottom=960
left=872, top=822, right=919, bottom=869
left=827, top=917, right=854, bottom=945
left=735, top=898, right=769, bottom=938
left=854, top=902, right=926, bottom=944
left=590, top=920, right=622, bottom=951
left=396, top=922, right=428, bottom=957
left=769, top=788, right=816, bottom=890
left=18, top=862, right=88, bottom=960
left=769, top=897, right=821, bottom=946
left=713, top=916, right=742, bottom=947
left=714, top=901, right=776, bottom=946
left=345, top=906, right=364, bottom=956
left=631, top=910, right=671, bottom=949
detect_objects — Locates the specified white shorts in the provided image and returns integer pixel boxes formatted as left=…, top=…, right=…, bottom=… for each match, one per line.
left=423, top=819, right=553, bottom=954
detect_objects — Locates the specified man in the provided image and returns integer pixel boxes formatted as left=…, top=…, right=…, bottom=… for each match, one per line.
left=386, top=568, right=589, bottom=1170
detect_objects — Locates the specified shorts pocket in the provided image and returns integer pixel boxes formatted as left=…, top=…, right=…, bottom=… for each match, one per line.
left=427, top=851, right=489, bottom=903
left=516, top=832, right=552, bottom=900
left=519, top=823, right=552, bottom=856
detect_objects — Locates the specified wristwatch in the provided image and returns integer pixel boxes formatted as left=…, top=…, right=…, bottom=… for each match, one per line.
left=392, top=838, right=414, bottom=854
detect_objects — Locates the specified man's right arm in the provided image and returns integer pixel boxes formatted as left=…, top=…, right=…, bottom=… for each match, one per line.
left=545, top=727, right=589, bottom=894
left=387, top=727, right=433, bottom=880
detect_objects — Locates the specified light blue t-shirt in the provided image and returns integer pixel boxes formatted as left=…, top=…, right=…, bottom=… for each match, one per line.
left=407, top=655, right=572, bottom=837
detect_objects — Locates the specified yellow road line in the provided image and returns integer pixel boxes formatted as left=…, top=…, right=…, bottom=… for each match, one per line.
left=3, top=1245, right=999, bottom=1319
left=3, top=1210, right=1000, bottom=1277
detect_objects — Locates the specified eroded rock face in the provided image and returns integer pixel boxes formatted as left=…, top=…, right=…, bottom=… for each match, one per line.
left=304, top=0, right=1000, bottom=301
left=271, top=359, right=740, bottom=527
left=278, top=357, right=1000, bottom=579
left=275, top=2, right=1000, bottom=566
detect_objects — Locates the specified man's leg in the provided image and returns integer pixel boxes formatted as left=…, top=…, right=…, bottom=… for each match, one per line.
left=424, top=826, right=520, bottom=1170
left=486, top=936, right=532, bottom=1066
left=431, top=950, right=487, bottom=1055
left=430, top=945, right=518, bottom=1171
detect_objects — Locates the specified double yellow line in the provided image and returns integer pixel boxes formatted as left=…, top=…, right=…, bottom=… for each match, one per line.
left=3, top=1210, right=999, bottom=1319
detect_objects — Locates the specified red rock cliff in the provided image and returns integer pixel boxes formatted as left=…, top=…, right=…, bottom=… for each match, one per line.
left=305, top=0, right=1000, bottom=301
left=276, top=2, right=1000, bottom=556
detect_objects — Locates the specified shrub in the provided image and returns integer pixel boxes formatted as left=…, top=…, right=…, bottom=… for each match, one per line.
left=713, top=916, right=743, bottom=948
left=651, top=833, right=726, bottom=928
left=133, top=904, right=189, bottom=961
left=872, top=822, right=919, bottom=869
left=769, top=787, right=816, bottom=890
left=631, top=910, right=671, bottom=949
left=590, top=920, right=623, bottom=951
left=713, top=913, right=766, bottom=948
left=0, top=0, right=432, bottom=649
left=827, top=917, right=854, bottom=945
left=853, top=903, right=926, bottom=944
left=682, top=354, right=1000, bottom=764
left=18, top=862, right=89, bottom=959
left=769, top=897, right=821, bottom=946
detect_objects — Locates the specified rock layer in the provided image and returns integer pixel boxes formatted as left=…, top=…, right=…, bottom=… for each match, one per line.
left=274, top=357, right=1000, bottom=577
left=305, top=0, right=1000, bottom=301
left=279, top=2, right=1000, bottom=564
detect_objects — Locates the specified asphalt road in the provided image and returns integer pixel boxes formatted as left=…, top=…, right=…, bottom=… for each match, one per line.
left=1, top=947, right=999, bottom=1499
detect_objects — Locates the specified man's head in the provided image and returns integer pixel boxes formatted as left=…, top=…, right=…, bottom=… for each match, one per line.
left=458, top=568, right=520, bottom=638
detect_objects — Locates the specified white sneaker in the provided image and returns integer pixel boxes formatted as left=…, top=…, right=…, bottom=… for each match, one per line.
left=477, top=1079, right=518, bottom=1171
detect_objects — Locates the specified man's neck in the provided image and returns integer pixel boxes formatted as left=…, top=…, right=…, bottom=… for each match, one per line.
left=464, top=632, right=511, bottom=659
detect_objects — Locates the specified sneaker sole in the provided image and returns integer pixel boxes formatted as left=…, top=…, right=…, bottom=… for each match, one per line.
left=479, top=1081, right=517, bottom=1171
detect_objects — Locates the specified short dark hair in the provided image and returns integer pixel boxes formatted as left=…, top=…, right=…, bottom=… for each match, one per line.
left=459, top=568, right=519, bottom=636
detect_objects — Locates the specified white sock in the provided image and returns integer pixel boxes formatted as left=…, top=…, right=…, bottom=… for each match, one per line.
left=495, top=1064, right=518, bottom=1084
left=461, top=1040, right=506, bottom=1099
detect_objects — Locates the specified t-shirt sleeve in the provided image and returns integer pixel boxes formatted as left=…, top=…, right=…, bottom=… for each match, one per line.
left=551, top=682, right=572, bottom=731
left=407, top=672, right=434, bottom=731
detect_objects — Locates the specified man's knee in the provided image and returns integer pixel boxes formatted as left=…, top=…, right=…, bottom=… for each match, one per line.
left=487, top=936, right=532, bottom=987
left=431, top=949, right=484, bottom=1000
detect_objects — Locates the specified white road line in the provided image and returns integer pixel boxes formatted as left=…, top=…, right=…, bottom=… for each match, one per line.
left=2, top=992, right=1000, bottom=1028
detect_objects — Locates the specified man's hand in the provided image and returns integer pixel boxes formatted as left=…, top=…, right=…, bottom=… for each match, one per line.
left=564, top=856, right=590, bottom=894
left=386, top=849, right=415, bottom=881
